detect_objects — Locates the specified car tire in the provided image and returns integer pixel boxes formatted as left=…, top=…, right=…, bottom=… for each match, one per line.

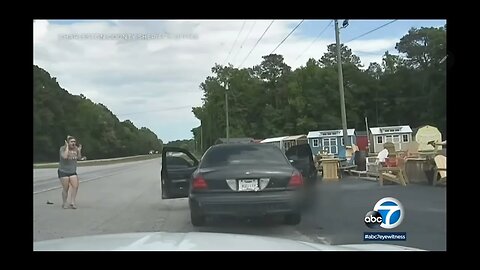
left=284, top=212, right=301, bottom=225
left=190, top=209, right=206, bottom=226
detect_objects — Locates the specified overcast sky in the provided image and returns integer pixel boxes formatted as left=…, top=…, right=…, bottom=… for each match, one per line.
left=33, top=19, right=445, bottom=143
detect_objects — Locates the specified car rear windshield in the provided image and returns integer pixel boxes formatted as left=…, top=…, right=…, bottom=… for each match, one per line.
left=200, top=145, right=289, bottom=168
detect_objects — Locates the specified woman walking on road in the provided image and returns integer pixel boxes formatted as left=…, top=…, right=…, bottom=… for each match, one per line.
left=58, top=135, right=82, bottom=209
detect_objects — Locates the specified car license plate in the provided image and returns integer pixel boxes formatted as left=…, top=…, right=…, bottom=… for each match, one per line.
left=238, top=179, right=259, bottom=191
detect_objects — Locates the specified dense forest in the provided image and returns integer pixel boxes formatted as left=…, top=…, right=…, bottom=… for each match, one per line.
left=191, top=26, right=446, bottom=153
left=34, top=66, right=163, bottom=162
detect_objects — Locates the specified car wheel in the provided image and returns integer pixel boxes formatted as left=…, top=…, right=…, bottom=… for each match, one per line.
left=190, top=209, right=206, bottom=226
left=284, top=212, right=301, bottom=225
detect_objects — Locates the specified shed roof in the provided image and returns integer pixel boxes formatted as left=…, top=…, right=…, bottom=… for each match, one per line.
left=260, top=136, right=288, bottom=143
left=307, top=129, right=355, bottom=138
left=369, top=125, right=412, bottom=135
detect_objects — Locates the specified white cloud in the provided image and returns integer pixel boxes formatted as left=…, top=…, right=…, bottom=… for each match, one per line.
left=33, top=20, right=49, bottom=43
left=33, top=20, right=403, bottom=142
left=345, top=38, right=398, bottom=68
left=346, top=38, right=398, bottom=53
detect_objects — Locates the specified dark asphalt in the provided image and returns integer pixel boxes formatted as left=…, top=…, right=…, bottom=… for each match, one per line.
left=299, top=176, right=446, bottom=250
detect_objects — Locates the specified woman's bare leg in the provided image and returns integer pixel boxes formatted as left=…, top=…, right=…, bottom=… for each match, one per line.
left=59, top=177, right=70, bottom=208
left=69, top=175, right=79, bottom=209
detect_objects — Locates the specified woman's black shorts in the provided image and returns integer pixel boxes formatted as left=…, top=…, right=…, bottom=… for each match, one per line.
left=58, top=170, right=77, bottom=178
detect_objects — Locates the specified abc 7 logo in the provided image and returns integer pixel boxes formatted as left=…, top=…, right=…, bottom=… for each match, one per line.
left=364, top=197, right=404, bottom=229
left=364, top=211, right=383, bottom=229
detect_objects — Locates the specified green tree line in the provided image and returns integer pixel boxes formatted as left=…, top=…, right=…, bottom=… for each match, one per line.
left=192, top=26, right=446, bottom=153
left=164, top=139, right=196, bottom=154
left=34, top=65, right=163, bottom=162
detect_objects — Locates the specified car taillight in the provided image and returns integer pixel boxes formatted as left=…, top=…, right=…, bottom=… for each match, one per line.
left=288, top=172, right=304, bottom=187
left=192, top=175, right=208, bottom=190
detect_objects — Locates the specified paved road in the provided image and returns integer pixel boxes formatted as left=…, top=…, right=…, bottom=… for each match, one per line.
left=33, top=159, right=446, bottom=250
left=33, top=160, right=156, bottom=194
left=300, top=178, right=446, bottom=250
left=33, top=158, right=311, bottom=244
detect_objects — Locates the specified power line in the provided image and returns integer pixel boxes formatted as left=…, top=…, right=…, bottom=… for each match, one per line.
left=238, top=20, right=275, bottom=68
left=223, top=20, right=246, bottom=65
left=270, top=19, right=304, bottom=55
left=345, top=20, right=398, bottom=43
left=232, top=20, right=256, bottom=65
left=294, top=20, right=333, bottom=63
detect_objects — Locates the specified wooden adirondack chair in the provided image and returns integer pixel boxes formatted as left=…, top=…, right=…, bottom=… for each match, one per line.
left=379, top=156, right=408, bottom=186
left=383, top=142, right=396, bottom=156
left=433, top=155, right=447, bottom=186
left=406, top=141, right=420, bottom=158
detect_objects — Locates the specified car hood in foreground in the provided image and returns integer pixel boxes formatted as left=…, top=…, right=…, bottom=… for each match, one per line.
left=34, top=232, right=423, bottom=251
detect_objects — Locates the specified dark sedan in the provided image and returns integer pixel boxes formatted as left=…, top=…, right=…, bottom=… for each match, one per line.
left=161, top=144, right=306, bottom=226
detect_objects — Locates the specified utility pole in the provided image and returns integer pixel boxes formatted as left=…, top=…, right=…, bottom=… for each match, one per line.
left=224, top=82, right=230, bottom=143
left=335, top=19, right=350, bottom=147
left=375, top=88, right=379, bottom=126
left=200, top=120, right=203, bottom=153
left=365, top=116, right=370, bottom=153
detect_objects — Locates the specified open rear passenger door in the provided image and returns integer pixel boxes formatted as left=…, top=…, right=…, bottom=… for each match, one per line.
left=161, top=147, right=199, bottom=199
left=285, top=144, right=317, bottom=185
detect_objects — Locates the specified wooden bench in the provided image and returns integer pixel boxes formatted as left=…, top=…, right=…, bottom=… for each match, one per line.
left=338, top=165, right=357, bottom=178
